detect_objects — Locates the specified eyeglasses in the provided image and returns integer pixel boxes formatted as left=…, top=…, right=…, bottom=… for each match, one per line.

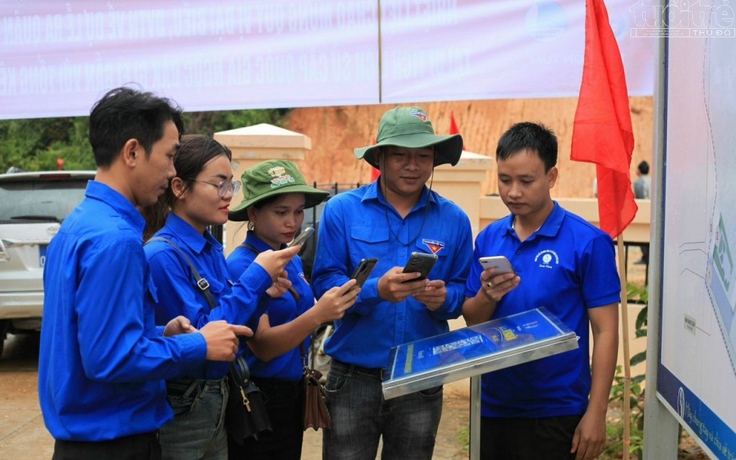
left=191, top=179, right=242, bottom=198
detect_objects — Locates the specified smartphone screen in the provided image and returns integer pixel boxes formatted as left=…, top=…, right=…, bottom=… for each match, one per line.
left=351, top=258, right=378, bottom=287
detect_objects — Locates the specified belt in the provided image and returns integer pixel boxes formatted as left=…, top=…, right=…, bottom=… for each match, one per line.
left=166, top=377, right=226, bottom=398
left=333, top=359, right=386, bottom=380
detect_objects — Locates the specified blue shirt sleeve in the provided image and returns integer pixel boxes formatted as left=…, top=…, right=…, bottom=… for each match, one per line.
left=312, top=198, right=378, bottom=316
left=428, top=212, right=473, bottom=320
left=146, top=245, right=272, bottom=331
left=77, top=238, right=206, bottom=382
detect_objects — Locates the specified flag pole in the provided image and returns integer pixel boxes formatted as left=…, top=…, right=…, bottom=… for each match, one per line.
left=617, top=235, right=631, bottom=460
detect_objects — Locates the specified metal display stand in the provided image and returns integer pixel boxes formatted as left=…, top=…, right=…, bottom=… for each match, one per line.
left=381, top=308, right=579, bottom=400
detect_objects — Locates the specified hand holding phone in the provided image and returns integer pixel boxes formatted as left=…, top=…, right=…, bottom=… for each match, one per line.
left=351, top=258, right=378, bottom=288
left=479, top=256, right=515, bottom=275
left=402, top=252, right=438, bottom=282
left=479, top=256, right=515, bottom=286
left=288, top=226, right=315, bottom=248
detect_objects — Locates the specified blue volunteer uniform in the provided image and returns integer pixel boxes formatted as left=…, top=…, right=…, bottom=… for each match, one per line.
left=465, top=202, right=620, bottom=418
left=144, top=213, right=273, bottom=379
left=312, top=181, right=473, bottom=369
left=38, top=182, right=206, bottom=441
left=227, top=232, right=315, bottom=381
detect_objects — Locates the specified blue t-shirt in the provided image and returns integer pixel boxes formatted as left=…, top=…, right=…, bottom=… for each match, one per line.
left=465, top=202, right=621, bottom=418
left=227, top=232, right=315, bottom=381
left=38, top=181, right=206, bottom=441
left=312, top=181, right=473, bottom=369
left=144, top=213, right=273, bottom=380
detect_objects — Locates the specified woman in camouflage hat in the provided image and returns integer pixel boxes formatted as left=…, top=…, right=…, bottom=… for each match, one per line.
left=226, top=160, right=360, bottom=460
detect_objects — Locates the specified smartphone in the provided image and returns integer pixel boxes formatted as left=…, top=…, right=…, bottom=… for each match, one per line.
left=288, top=226, right=315, bottom=248
left=479, top=256, right=516, bottom=276
left=402, top=252, right=438, bottom=282
left=351, top=258, right=378, bottom=288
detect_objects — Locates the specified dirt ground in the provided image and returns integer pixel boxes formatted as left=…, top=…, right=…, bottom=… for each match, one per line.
left=0, top=333, right=469, bottom=460
left=0, top=247, right=709, bottom=460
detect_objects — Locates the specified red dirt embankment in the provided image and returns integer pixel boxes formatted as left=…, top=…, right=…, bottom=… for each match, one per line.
left=286, top=97, right=653, bottom=197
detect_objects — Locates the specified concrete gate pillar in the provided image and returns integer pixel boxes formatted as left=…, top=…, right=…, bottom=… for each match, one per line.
left=214, top=123, right=311, bottom=255
left=431, top=150, right=494, bottom=238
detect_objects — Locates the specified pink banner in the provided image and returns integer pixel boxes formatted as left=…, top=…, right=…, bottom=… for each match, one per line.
left=0, top=0, right=655, bottom=119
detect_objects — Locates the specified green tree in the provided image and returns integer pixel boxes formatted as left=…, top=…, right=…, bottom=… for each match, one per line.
left=0, top=117, right=93, bottom=172
left=0, top=109, right=289, bottom=172
left=182, top=108, right=289, bottom=135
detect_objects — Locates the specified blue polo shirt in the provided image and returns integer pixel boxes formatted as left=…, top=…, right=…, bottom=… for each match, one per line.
left=38, top=181, right=206, bottom=442
left=144, top=213, right=273, bottom=380
left=465, top=202, right=620, bottom=418
left=227, top=232, right=315, bottom=381
left=312, top=181, right=473, bottom=369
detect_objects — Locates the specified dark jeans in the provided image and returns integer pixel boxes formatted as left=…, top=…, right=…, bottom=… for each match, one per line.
left=228, top=377, right=304, bottom=460
left=160, top=378, right=228, bottom=460
left=480, top=415, right=582, bottom=460
left=323, top=359, right=443, bottom=460
left=53, top=431, right=161, bottom=460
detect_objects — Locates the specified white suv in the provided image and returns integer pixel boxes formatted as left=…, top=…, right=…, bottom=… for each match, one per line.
left=0, top=170, right=95, bottom=356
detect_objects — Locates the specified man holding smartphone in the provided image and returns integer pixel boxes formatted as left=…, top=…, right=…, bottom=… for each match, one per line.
left=462, top=122, right=620, bottom=460
left=312, top=106, right=473, bottom=460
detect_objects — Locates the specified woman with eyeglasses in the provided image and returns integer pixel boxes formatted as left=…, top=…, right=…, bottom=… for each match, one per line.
left=142, top=135, right=301, bottom=460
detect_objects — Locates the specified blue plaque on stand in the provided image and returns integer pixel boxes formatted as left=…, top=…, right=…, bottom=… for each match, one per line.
left=382, top=308, right=579, bottom=399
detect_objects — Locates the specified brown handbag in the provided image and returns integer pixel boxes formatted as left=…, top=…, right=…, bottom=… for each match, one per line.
left=302, top=343, right=331, bottom=431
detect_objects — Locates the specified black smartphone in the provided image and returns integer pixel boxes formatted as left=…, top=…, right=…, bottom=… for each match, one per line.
left=351, top=258, right=378, bottom=288
left=402, top=252, right=438, bottom=282
left=288, top=226, right=315, bottom=248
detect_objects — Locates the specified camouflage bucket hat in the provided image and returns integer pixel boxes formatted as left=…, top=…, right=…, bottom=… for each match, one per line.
left=228, top=160, right=329, bottom=221
left=354, top=107, right=464, bottom=168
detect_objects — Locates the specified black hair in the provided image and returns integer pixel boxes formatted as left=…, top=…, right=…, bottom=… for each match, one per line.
left=496, top=122, right=558, bottom=172
left=637, top=160, right=649, bottom=175
left=89, top=85, right=184, bottom=168
left=142, top=134, right=231, bottom=240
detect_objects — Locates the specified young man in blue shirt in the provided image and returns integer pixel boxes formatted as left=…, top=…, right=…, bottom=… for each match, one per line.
left=38, top=87, right=259, bottom=460
left=312, top=106, right=473, bottom=460
left=463, top=122, right=620, bottom=460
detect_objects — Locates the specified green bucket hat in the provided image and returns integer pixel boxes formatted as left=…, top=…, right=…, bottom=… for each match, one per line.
left=354, top=107, right=463, bottom=169
left=228, top=160, right=329, bottom=221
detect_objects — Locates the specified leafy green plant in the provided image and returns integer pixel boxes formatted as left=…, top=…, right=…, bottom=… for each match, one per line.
left=601, top=282, right=649, bottom=459
left=603, top=365, right=646, bottom=459
left=457, top=426, right=469, bottom=453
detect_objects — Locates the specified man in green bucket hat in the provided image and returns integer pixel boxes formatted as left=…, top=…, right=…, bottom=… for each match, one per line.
left=312, top=106, right=473, bottom=460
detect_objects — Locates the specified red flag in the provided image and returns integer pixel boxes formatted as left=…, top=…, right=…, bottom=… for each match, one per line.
left=370, top=136, right=381, bottom=181
left=571, top=0, right=637, bottom=239
left=449, top=111, right=466, bottom=150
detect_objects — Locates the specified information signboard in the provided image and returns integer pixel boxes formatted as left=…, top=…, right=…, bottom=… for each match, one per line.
left=382, top=308, right=578, bottom=399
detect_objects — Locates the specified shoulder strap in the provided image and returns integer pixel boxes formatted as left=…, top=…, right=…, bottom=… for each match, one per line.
left=147, top=237, right=216, bottom=309
left=240, top=242, right=259, bottom=254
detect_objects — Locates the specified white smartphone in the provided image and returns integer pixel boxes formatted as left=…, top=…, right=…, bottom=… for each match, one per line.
left=479, top=256, right=516, bottom=276
left=288, top=226, right=315, bottom=248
